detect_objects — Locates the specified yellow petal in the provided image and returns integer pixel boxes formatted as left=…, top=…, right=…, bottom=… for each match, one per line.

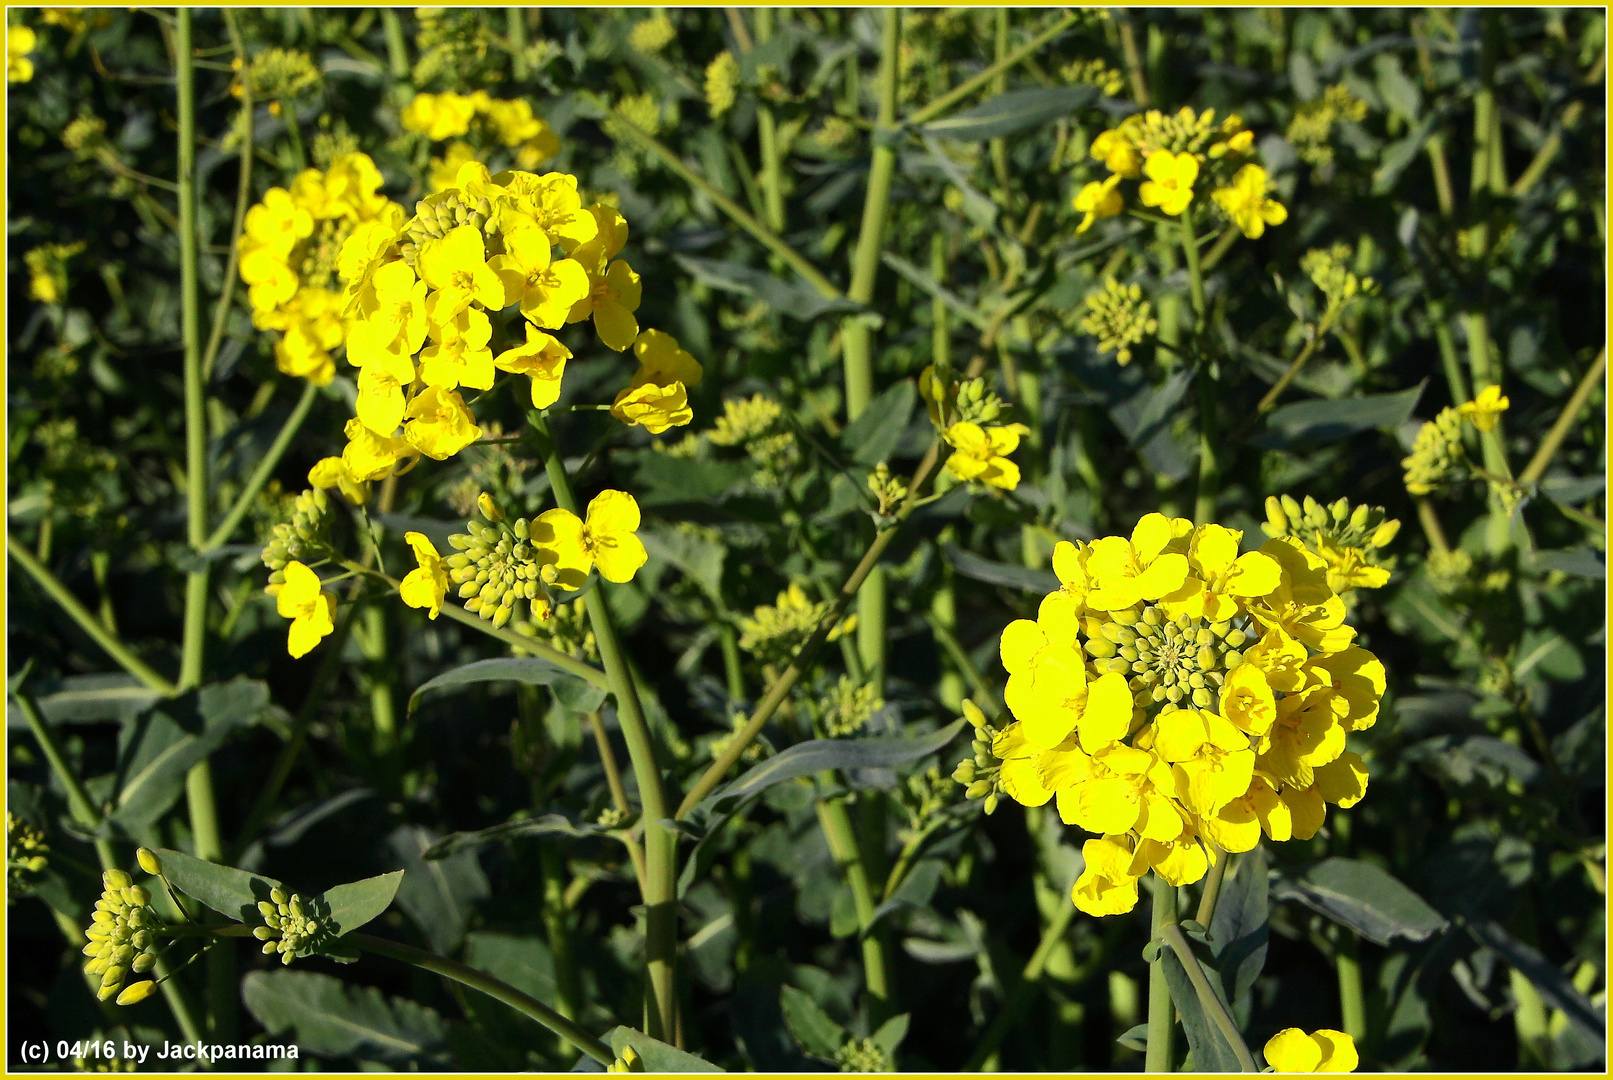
left=1264, top=1028, right=1323, bottom=1073
left=1312, top=1030, right=1358, bottom=1073
left=1078, top=672, right=1134, bottom=752
left=586, top=489, right=641, bottom=535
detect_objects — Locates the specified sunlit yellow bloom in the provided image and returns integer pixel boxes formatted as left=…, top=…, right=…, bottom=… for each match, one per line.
left=403, top=386, right=482, bottom=460
left=568, top=257, right=642, bottom=352
left=355, top=364, right=409, bottom=435
left=536, top=490, right=648, bottom=589
left=308, top=456, right=368, bottom=506
left=1212, top=163, right=1288, bottom=239
left=1264, top=1028, right=1358, bottom=1073
left=1138, top=149, right=1198, bottom=216
left=1071, top=835, right=1143, bottom=916
left=8, top=23, right=36, bottom=82
left=1083, top=513, right=1193, bottom=611
left=347, top=260, right=428, bottom=371
left=417, top=224, right=503, bottom=322
left=612, top=381, right=693, bottom=434
left=401, top=91, right=478, bottom=141
left=943, top=421, right=1030, bottom=490
left=496, top=171, right=599, bottom=251
left=268, top=561, right=336, bottom=659
left=489, top=226, right=591, bottom=328
left=492, top=322, right=572, bottom=409
left=1072, top=174, right=1123, bottom=233
left=428, top=140, right=479, bottom=193
left=1161, top=524, right=1283, bottom=622
left=1090, top=128, right=1140, bottom=178
left=399, top=532, right=448, bottom=619
left=1457, top=384, right=1509, bottom=432
left=341, top=417, right=416, bottom=481
left=419, top=306, right=494, bottom=391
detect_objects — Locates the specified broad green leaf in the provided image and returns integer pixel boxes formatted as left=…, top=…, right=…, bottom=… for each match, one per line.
left=921, top=84, right=1099, bottom=141
left=779, top=984, right=845, bottom=1060
left=871, top=1013, right=910, bottom=1057
left=1373, top=53, right=1422, bottom=120
left=840, top=380, right=917, bottom=467
left=641, top=525, right=727, bottom=601
left=1160, top=949, right=1245, bottom=1073
left=154, top=847, right=281, bottom=923
left=1513, top=628, right=1587, bottom=682
left=604, top=1026, right=725, bottom=1073
left=1405, top=734, right=1541, bottom=788
left=1467, top=918, right=1605, bottom=1042
left=463, top=932, right=558, bottom=1003
left=1273, top=857, right=1448, bottom=946
left=1209, top=845, right=1269, bottom=1021
left=1531, top=547, right=1605, bottom=579
left=1252, top=383, right=1426, bottom=449
left=944, top=544, right=1060, bottom=593
left=700, top=719, right=965, bottom=812
left=421, top=812, right=609, bottom=861
left=674, top=254, right=857, bottom=321
left=26, top=673, right=160, bottom=725
left=319, top=870, right=403, bottom=936
left=623, top=451, right=752, bottom=507
left=408, top=657, right=606, bottom=718
left=242, top=969, right=448, bottom=1066
left=388, top=824, right=489, bottom=954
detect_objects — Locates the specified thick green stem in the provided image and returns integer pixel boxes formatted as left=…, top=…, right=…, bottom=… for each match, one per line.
left=541, top=845, right=582, bottom=1020
left=201, top=10, right=253, bottom=384
left=1194, top=851, right=1229, bottom=929
left=203, top=382, right=318, bottom=551
left=1426, top=299, right=1472, bottom=406
left=9, top=538, right=178, bottom=695
left=532, top=418, right=676, bottom=1043
left=380, top=9, right=410, bottom=82
left=351, top=933, right=614, bottom=1064
left=753, top=8, right=784, bottom=234
left=587, top=711, right=648, bottom=892
left=507, top=7, right=528, bottom=81
left=14, top=690, right=116, bottom=870
left=1193, top=369, right=1219, bottom=527
left=816, top=794, right=893, bottom=1020
left=1336, top=931, right=1367, bottom=1044
left=1160, top=921, right=1259, bottom=1071
left=1146, top=873, right=1177, bottom=1073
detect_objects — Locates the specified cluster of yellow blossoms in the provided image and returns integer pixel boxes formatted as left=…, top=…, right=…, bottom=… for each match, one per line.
left=8, top=22, right=36, bottom=83
left=1073, top=106, right=1287, bottom=240
left=969, top=514, right=1384, bottom=916
left=919, top=365, right=1029, bottom=492
left=239, top=152, right=405, bottom=386
left=293, top=158, right=699, bottom=506
left=401, top=91, right=562, bottom=188
left=1401, top=385, right=1510, bottom=496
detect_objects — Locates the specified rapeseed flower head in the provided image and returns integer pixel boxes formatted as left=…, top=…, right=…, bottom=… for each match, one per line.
left=705, top=51, right=739, bottom=117
left=738, top=583, right=856, bottom=666
left=253, top=887, right=332, bottom=965
left=975, top=514, right=1384, bottom=915
left=1264, top=1028, right=1358, bottom=1072
left=268, top=561, right=337, bottom=659
left=629, top=13, right=676, bottom=53
left=1212, top=163, right=1287, bottom=238
left=83, top=867, right=166, bottom=1004
left=8, top=812, right=49, bottom=891
left=1401, top=408, right=1467, bottom=496
left=1458, top=384, right=1509, bottom=432
left=942, top=422, right=1030, bottom=491
left=538, top=490, right=649, bottom=589
left=1072, top=174, right=1123, bottom=233
left=1139, top=150, right=1199, bottom=215
left=25, top=242, right=85, bottom=304
left=1080, top=278, right=1157, bottom=365
left=918, top=366, right=1006, bottom=429
left=494, top=322, right=573, bottom=409
left=1263, top=495, right=1399, bottom=595
left=1301, top=242, right=1376, bottom=309
left=1061, top=57, right=1125, bottom=97
left=1287, top=84, right=1368, bottom=170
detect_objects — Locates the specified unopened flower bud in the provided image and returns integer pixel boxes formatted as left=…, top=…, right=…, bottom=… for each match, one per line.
left=131, top=952, right=156, bottom=974
left=478, top=492, right=505, bottom=522
left=136, top=848, right=163, bottom=876
left=104, top=869, right=132, bottom=891
left=116, top=980, right=158, bottom=1006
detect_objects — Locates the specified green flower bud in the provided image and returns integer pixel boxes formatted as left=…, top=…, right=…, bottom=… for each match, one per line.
left=130, top=952, right=156, bottom=974
left=136, top=848, right=163, bottom=876
left=270, top=887, right=288, bottom=906
left=104, top=869, right=132, bottom=891
left=115, top=980, right=158, bottom=1006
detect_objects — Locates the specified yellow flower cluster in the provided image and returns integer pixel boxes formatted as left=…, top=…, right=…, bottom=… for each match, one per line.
left=705, top=51, right=740, bottom=117
left=401, top=91, right=561, bottom=173
left=1301, top=243, right=1377, bottom=310
left=1401, top=407, right=1466, bottom=496
left=25, top=241, right=85, bottom=304
left=231, top=48, right=322, bottom=117
left=1287, top=84, right=1369, bottom=169
left=239, top=152, right=405, bottom=386
left=1074, top=107, right=1286, bottom=239
left=918, top=365, right=1029, bottom=491
left=1079, top=277, right=1158, bottom=365
left=8, top=23, right=36, bottom=83
left=1458, top=384, right=1509, bottom=432
left=975, top=514, right=1383, bottom=916
left=1262, top=495, right=1399, bottom=595
left=738, top=583, right=856, bottom=666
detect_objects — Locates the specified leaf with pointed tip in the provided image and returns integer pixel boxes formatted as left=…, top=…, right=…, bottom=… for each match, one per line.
left=604, top=1027, right=724, bottom=1072
left=319, top=871, right=403, bottom=937
left=154, top=847, right=281, bottom=923
left=1272, top=857, right=1447, bottom=946
left=408, top=657, right=606, bottom=718
left=422, top=813, right=609, bottom=861
left=779, top=985, right=845, bottom=1061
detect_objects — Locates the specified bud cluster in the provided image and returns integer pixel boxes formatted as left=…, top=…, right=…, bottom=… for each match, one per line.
left=866, top=463, right=909, bottom=517
left=1080, top=278, right=1158, bottom=366
left=813, top=675, right=884, bottom=739
left=833, top=1037, right=895, bottom=1073
left=951, top=700, right=1005, bottom=814
left=446, top=510, right=557, bottom=631
left=7, top=811, right=49, bottom=890
left=898, top=764, right=958, bottom=830
left=919, top=366, right=1007, bottom=429
left=260, top=488, right=333, bottom=573
left=1086, top=606, right=1251, bottom=712
left=400, top=190, right=494, bottom=261
left=1402, top=408, right=1468, bottom=496
left=253, top=887, right=332, bottom=965
left=606, top=1046, right=644, bottom=1073
left=83, top=868, right=163, bottom=1005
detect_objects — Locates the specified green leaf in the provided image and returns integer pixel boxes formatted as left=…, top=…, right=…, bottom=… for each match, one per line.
left=388, top=824, right=489, bottom=955
left=1272, top=857, right=1448, bottom=946
left=421, top=812, right=609, bottom=861
left=1405, top=734, right=1542, bottom=788
left=840, top=380, right=917, bottom=467
left=1115, top=1023, right=1150, bottom=1053
left=1530, top=547, right=1605, bottom=579
left=1160, top=948, right=1244, bottom=1073
left=1252, top=383, right=1426, bottom=450
left=674, top=254, right=858, bottom=321
left=943, top=544, right=1060, bottom=593
left=319, top=871, right=403, bottom=937
left=1209, top=846, right=1269, bottom=1021
left=640, top=525, right=727, bottom=601
left=463, top=932, right=557, bottom=1003
left=408, top=657, right=606, bottom=718
left=604, top=1026, right=725, bottom=1073
left=700, top=719, right=965, bottom=812
left=921, top=84, right=1099, bottom=141
left=623, top=451, right=752, bottom=507
left=241, top=969, right=448, bottom=1066
left=1372, top=113, right=1437, bottom=195
left=1466, top=918, right=1605, bottom=1044
left=1513, top=628, right=1587, bottom=682
left=1373, top=53, right=1422, bottom=121
left=779, top=984, right=846, bottom=1060
left=24, top=673, right=160, bottom=725
left=154, top=847, right=281, bottom=923
left=871, top=1013, right=910, bottom=1057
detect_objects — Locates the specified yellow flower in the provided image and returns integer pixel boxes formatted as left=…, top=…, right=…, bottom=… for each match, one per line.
left=1212, top=163, right=1288, bottom=239
left=1072, top=175, right=1123, bottom=234
left=1090, top=128, right=1140, bottom=178
left=341, top=417, right=416, bottom=481
left=1264, top=1029, right=1358, bottom=1073
left=1083, top=512, right=1193, bottom=611
left=8, top=24, right=36, bottom=83
left=495, top=171, right=599, bottom=252
left=417, top=224, right=504, bottom=323
left=943, top=421, right=1030, bottom=490
left=399, top=532, right=448, bottom=619
left=611, top=329, right=704, bottom=433
left=419, top=307, right=495, bottom=391
left=25, top=242, right=85, bottom=304
left=403, top=386, right=482, bottom=460
left=1457, top=384, right=1509, bottom=432
left=401, top=91, right=477, bottom=141
left=308, top=457, right=368, bottom=506
left=1160, top=524, right=1284, bottom=623
left=428, top=140, right=479, bottom=193
left=568, top=256, right=642, bottom=352
left=346, top=260, right=428, bottom=371
left=1071, top=835, right=1143, bottom=916
left=536, top=490, right=648, bottom=589
left=494, top=323, right=573, bottom=409
left=268, top=561, right=336, bottom=659
left=489, top=226, right=591, bottom=328
left=1138, top=149, right=1198, bottom=216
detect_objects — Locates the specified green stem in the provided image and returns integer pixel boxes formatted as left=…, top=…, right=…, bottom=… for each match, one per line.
left=1427, top=299, right=1471, bottom=405
left=280, top=97, right=307, bottom=171
left=1193, top=367, right=1219, bottom=527
left=614, top=117, right=840, bottom=301
left=507, top=7, right=528, bottom=81
left=434, top=601, right=610, bottom=688
left=350, top=932, right=614, bottom=1064
left=200, top=9, right=253, bottom=384
left=907, top=11, right=1081, bottom=126
left=380, top=8, right=410, bottom=82
left=8, top=538, right=178, bottom=695
left=718, top=624, right=745, bottom=702
left=1511, top=101, right=1583, bottom=198
left=531, top=417, right=677, bottom=1043
left=587, top=711, right=648, bottom=892
left=1415, top=497, right=1453, bottom=558
left=1336, top=931, right=1367, bottom=1045
left=926, top=610, right=993, bottom=709
left=816, top=794, right=893, bottom=1020
left=1159, top=921, right=1259, bottom=1072
left=963, top=898, right=1077, bottom=1072
left=1194, top=851, right=1229, bottom=929
left=1145, top=873, right=1176, bottom=1073
left=753, top=7, right=784, bottom=234
left=13, top=690, right=116, bottom=870
left=1520, top=346, right=1606, bottom=486
left=541, top=845, right=582, bottom=1020
left=202, top=381, right=318, bottom=551
left=676, top=442, right=943, bottom=818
